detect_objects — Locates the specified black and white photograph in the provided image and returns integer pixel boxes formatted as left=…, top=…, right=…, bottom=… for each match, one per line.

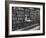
left=5, top=1, right=45, bottom=37
left=12, top=7, right=40, bottom=31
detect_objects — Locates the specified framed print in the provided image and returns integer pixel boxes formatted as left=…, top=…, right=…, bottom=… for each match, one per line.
left=5, top=1, right=45, bottom=37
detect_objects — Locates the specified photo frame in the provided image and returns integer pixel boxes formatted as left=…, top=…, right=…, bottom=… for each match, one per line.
left=5, top=1, right=45, bottom=37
